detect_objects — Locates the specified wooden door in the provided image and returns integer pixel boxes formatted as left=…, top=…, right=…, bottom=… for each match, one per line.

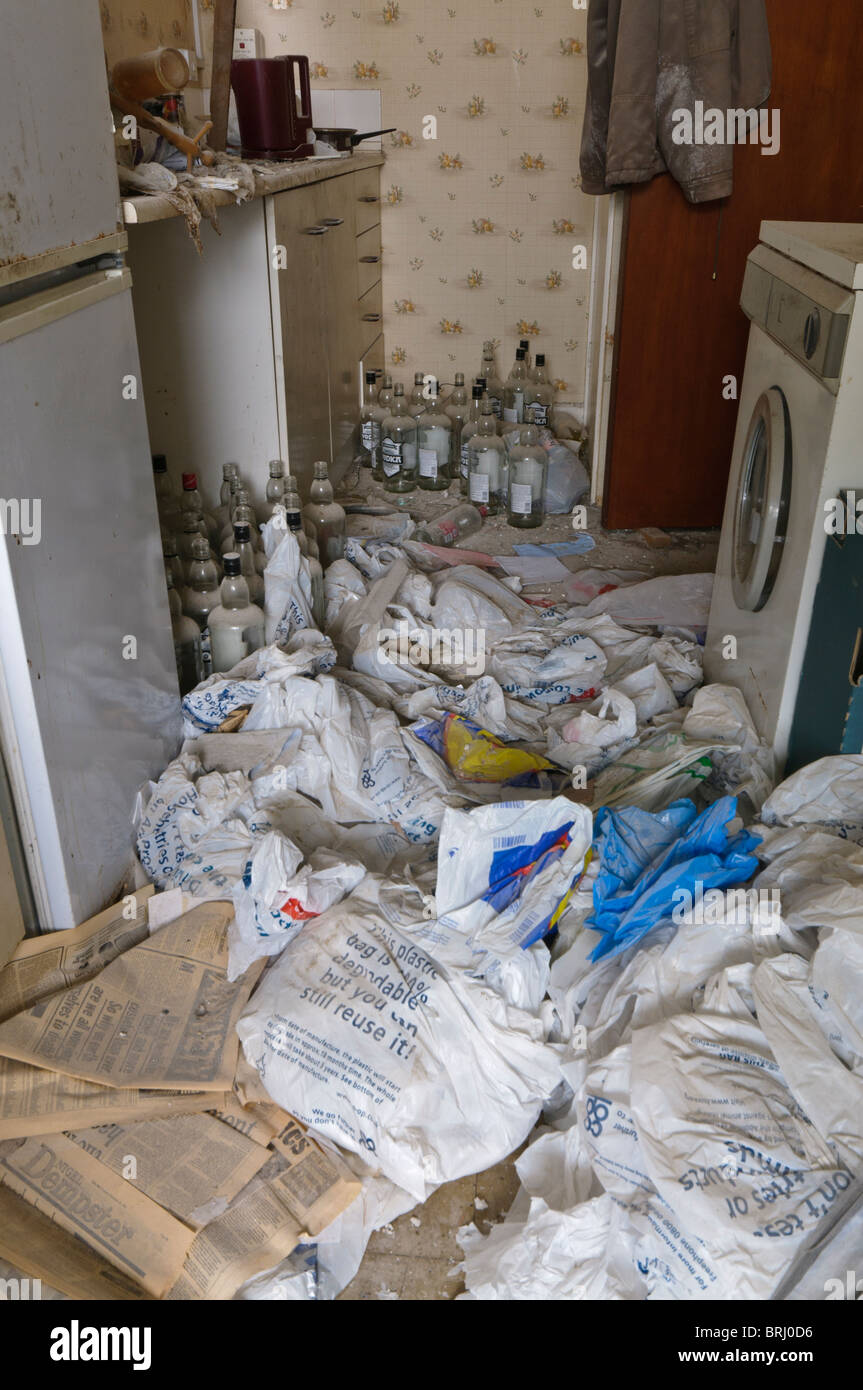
left=603, top=0, right=863, bottom=530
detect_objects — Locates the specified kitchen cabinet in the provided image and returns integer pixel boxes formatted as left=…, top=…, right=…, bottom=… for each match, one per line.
left=127, top=155, right=384, bottom=503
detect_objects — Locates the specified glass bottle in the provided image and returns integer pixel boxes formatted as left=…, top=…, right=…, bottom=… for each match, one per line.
left=162, top=536, right=185, bottom=591
left=266, top=459, right=287, bottom=507
left=415, top=502, right=483, bottom=548
left=370, top=374, right=394, bottom=483
left=507, top=409, right=548, bottom=528
left=525, top=353, right=554, bottom=429
left=283, top=501, right=325, bottom=630
left=519, top=337, right=532, bottom=371
left=479, top=343, right=504, bottom=422
left=416, top=382, right=452, bottom=491
left=208, top=553, right=266, bottom=673
left=468, top=395, right=508, bottom=515
left=179, top=514, right=207, bottom=577
left=359, top=370, right=382, bottom=471
left=459, top=384, right=485, bottom=495
left=303, top=460, right=347, bottom=566
left=381, top=384, right=418, bottom=493
left=232, top=522, right=265, bottom=606
left=182, top=535, right=221, bottom=628
left=503, top=348, right=529, bottom=427
left=180, top=472, right=218, bottom=545
left=444, top=372, right=469, bottom=476
left=167, top=571, right=203, bottom=695
left=221, top=489, right=261, bottom=554
left=286, top=475, right=320, bottom=559
left=409, top=371, right=427, bottom=416
left=220, top=462, right=240, bottom=510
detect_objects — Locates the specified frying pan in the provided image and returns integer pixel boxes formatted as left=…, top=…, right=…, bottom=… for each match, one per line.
left=314, top=126, right=396, bottom=152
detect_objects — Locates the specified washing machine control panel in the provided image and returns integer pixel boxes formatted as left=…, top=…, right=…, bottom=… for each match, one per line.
left=741, top=245, right=852, bottom=386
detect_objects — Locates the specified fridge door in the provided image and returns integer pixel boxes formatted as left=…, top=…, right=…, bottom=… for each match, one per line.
left=0, top=273, right=181, bottom=931
left=0, top=0, right=124, bottom=283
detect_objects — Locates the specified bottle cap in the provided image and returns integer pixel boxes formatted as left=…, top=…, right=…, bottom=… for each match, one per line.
left=152, top=454, right=167, bottom=473
left=365, top=370, right=377, bottom=383
left=223, top=553, right=241, bottom=576
left=535, top=353, right=546, bottom=366
left=190, top=536, right=209, bottom=558
left=455, top=372, right=465, bottom=384
left=313, top=460, right=329, bottom=477
left=472, top=383, right=484, bottom=398
left=182, top=472, right=197, bottom=490
left=519, top=339, right=530, bottom=350
left=233, top=523, right=251, bottom=542
left=414, top=372, right=424, bottom=384
left=222, top=462, right=238, bottom=478
left=268, top=459, right=285, bottom=477
left=515, top=349, right=526, bottom=361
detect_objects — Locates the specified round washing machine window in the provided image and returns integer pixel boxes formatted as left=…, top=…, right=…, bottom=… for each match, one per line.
left=731, top=387, right=792, bottom=612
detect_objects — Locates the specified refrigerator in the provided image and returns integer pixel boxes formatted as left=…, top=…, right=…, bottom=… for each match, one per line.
left=0, top=0, right=181, bottom=938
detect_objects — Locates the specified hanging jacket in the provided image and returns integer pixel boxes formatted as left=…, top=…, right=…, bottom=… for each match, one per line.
left=580, top=0, right=773, bottom=204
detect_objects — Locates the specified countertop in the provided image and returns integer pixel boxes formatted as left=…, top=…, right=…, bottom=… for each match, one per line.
left=122, top=150, right=385, bottom=227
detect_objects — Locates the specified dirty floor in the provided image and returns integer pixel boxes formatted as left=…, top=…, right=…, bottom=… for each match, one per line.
left=336, top=473, right=718, bottom=1300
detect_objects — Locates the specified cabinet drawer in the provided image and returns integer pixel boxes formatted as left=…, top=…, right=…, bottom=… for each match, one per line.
left=354, top=167, right=381, bottom=234
left=357, top=224, right=382, bottom=298
left=358, top=280, right=382, bottom=357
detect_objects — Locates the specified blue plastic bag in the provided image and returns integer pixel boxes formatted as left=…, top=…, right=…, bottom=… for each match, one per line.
left=587, top=796, right=762, bottom=961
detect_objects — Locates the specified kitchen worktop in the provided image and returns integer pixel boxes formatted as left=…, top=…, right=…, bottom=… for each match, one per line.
left=122, top=149, right=385, bottom=226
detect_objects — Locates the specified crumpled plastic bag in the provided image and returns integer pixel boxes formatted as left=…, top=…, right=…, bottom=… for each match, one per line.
left=413, top=713, right=559, bottom=786
left=261, top=521, right=315, bottom=645
left=583, top=572, right=714, bottom=630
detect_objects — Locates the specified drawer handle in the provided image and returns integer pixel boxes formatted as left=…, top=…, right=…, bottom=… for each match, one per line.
left=359, top=255, right=381, bottom=263
left=320, top=217, right=344, bottom=227
left=361, top=312, right=382, bottom=322
left=303, top=225, right=328, bottom=235
left=359, top=195, right=379, bottom=203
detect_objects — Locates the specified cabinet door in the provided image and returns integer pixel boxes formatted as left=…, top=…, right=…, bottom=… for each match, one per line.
left=318, top=174, right=361, bottom=481
left=269, top=185, right=332, bottom=495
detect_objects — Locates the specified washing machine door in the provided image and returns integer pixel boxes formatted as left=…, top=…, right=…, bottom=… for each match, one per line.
left=732, top=386, right=792, bottom=612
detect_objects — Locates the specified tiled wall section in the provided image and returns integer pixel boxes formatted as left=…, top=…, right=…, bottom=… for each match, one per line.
left=237, top=0, right=593, bottom=405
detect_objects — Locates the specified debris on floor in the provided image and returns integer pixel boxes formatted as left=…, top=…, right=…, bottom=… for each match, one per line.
left=1, top=515, right=858, bottom=1302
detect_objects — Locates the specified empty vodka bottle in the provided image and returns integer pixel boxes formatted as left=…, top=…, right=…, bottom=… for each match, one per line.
left=232, top=522, right=265, bottom=605
left=152, top=454, right=181, bottom=531
left=182, top=536, right=221, bottom=628
left=359, top=370, right=382, bottom=471
left=180, top=472, right=218, bottom=545
left=167, top=571, right=203, bottom=695
left=209, top=553, right=266, bottom=673
left=163, top=536, right=185, bottom=591
left=266, top=459, right=287, bottom=507
left=503, top=348, right=529, bottom=427
left=459, top=383, right=485, bottom=494
left=283, top=500, right=325, bottom=629
left=381, top=383, right=418, bottom=493
left=220, top=462, right=240, bottom=510
left=444, top=372, right=469, bottom=476
left=416, top=382, right=452, bottom=491
left=525, top=353, right=554, bottom=428
left=370, top=374, right=394, bottom=483
left=415, top=502, right=483, bottom=547
left=479, top=343, right=504, bottom=421
left=507, top=409, right=548, bottom=528
left=303, top=460, right=347, bottom=566
left=179, top=513, right=208, bottom=578
left=409, top=371, right=428, bottom=415
left=468, top=395, right=508, bottom=515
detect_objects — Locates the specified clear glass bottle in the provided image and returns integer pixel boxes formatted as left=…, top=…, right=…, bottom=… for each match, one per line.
left=479, top=344, right=504, bottom=422
left=525, top=353, right=554, bottom=429
left=409, top=371, right=428, bottom=416
left=286, top=474, right=320, bottom=559
left=519, top=337, right=532, bottom=371
left=507, top=409, right=548, bottom=528
left=503, top=348, right=529, bottom=427
left=221, top=489, right=262, bottom=554
left=266, top=459, right=287, bottom=507
left=459, top=384, right=485, bottom=495
left=444, top=372, right=469, bottom=477
left=370, top=374, right=394, bottom=483
left=468, top=395, right=508, bottom=515
left=415, top=502, right=484, bottom=547
left=381, top=384, right=418, bottom=493
left=416, top=382, right=452, bottom=491
left=303, top=460, right=347, bottom=566
left=209, top=553, right=266, bottom=673
left=179, top=514, right=207, bottom=577
left=182, top=535, right=221, bottom=627
left=359, top=370, right=382, bottom=471
left=162, top=536, right=185, bottom=591
left=220, top=462, right=240, bottom=510
left=167, top=571, right=203, bottom=695
left=180, top=471, right=218, bottom=545
left=232, top=522, right=265, bottom=606
left=283, top=496, right=325, bottom=630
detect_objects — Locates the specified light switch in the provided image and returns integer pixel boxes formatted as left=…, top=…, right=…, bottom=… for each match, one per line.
left=233, top=28, right=263, bottom=59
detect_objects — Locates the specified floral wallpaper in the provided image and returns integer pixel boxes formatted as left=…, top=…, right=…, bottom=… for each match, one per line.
left=238, top=0, right=592, bottom=405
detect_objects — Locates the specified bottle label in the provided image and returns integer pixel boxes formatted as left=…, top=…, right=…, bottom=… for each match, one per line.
left=460, top=442, right=470, bottom=478
left=361, top=420, right=381, bottom=448
left=530, top=402, right=550, bottom=426
left=489, top=394, right=503, bottom=418
left=510, top=482, right=534, bottom=515
left=382, top=438, right=403, bottom=476
left=419, top=447, right=438, bottom=479
left=470, top=473, right=490, bottom=504
left=503, top=407, right=518, bottom=424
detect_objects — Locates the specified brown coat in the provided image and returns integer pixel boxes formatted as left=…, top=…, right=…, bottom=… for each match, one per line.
left=580, top=0, right=772, bottom=203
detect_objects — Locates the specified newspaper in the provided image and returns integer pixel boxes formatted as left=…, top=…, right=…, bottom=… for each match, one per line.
left=0, top=1184, right=152, bottom=1301
left=0, top=1053, right=225, bottom=1140
left=0, top=901, right=262, bottom=1092
left=65, top=1113, right=269, bottom=1229
left=208, top=1093, right=279, bottom=1148
left=0, top=887, right=154, bottom=1024
left=165, top=1142, right=361, bottom=1300
left=0, top=1133, right=194, bottom=1297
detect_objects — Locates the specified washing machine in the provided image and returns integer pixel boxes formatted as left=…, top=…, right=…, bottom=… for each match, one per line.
left=704, top=222, right=863, bottom=770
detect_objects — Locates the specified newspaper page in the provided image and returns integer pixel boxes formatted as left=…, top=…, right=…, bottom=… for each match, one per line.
left=65, top=1113, right=269, bottom=1229
left=0, top=887, right=154, bottom=1024
left=0, top=1053, right=225, bottom=1140
left=0, top=902, right=262, bottom=1091
left=0, top=1133, right=194, bottom=1297
left=208, top=1093, right=279, bottom=1148
left=0, top=1184, right=153, bottom=1302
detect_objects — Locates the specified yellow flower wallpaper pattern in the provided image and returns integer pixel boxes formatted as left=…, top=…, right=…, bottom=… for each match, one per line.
left=242, top=0, right=593, bottom=400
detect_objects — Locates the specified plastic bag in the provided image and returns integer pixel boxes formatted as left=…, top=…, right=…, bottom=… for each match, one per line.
left=582, top=572, right=714, bottom=630
left=413, top=713, right=558, bottom=786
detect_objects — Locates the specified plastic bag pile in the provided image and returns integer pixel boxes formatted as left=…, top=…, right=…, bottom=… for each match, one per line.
left=134, top=518, right=862, bottom=1299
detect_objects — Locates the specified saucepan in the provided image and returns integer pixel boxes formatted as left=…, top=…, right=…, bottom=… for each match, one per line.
left=313, top=126, right=396, bottom=153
